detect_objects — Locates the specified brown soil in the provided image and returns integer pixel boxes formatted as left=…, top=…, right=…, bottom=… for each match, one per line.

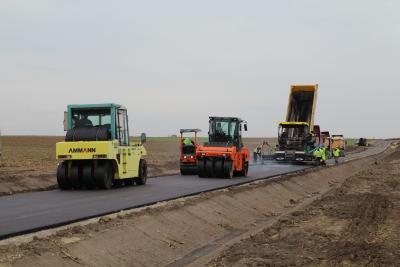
left=0, top=136, right=268, bottom=195
left=211, top=145, right=400, bottom=267
left=0, top=142, right=394, bottom=267
left=0, top=136, right=62, bottom=195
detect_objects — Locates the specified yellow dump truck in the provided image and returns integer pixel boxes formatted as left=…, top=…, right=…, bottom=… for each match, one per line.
left=275, top=84, right=320, bottom=162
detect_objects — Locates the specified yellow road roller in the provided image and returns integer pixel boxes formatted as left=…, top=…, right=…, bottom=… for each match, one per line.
left=56, top=103, right=147, bottom=190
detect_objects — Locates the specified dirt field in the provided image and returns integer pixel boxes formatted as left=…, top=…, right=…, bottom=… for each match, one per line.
left=0, top=136, right=61, bottom=195
left=0, top=141, right=395, bottom=267
left=0, top=136, right=270, bottom=195
left=212, top=145, right=400, bottom=266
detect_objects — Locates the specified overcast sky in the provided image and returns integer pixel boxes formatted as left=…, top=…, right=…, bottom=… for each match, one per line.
left=0, top=0, right=399, bottom=138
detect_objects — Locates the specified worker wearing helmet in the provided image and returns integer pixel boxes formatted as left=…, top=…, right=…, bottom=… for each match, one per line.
left=320, top=145, right=327, bottom=165
left=333, top=147, right=340, bottom=165
left=321, top=147, right=327, bottom=165
left=313, top=147, right=321, bottom=163
left=314, top=146, right=325, bottom=165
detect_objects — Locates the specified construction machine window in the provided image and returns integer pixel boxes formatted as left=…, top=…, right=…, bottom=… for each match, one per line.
left=117, top=109, right=129, bottom=146
left=210, top=120, right=239, bottom=143
left=72, top=109, right=111, bottom=129
left=279, top=125, right=308, bottom=140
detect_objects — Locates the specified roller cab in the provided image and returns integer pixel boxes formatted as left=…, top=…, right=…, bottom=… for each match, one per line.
left=56, top=103, right=147, bottom=190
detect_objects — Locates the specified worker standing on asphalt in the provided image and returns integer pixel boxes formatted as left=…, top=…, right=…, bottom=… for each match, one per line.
left=321, top=147, right=327, bottom=165
left=253, top=146, right=261, bottom=163
left=333, top=147, right=341, bottom=165
left=314, top=147, right=325, bottom=165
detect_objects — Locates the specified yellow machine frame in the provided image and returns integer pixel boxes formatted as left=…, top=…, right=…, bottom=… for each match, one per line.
left=56, top=140, right=147, bottom=180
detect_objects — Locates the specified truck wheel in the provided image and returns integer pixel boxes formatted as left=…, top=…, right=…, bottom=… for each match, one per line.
left=197, top=159, right=206, bottom=178
left=95, top=162, right=113, bottom=190
left=136, top=159, right=148, bottom=185
left=82, top=162, right=96, bottom=189
left=57, top=161, right=72, bottom=190
left=69, top=162, right=82, bottom=189
left=224, top=160, right=234, bottom=179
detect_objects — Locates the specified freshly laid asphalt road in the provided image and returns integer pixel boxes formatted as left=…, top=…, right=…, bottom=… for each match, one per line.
left=0, top=141, right=390, bottom=240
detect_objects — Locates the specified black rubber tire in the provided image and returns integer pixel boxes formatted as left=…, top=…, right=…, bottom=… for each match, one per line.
left=180, top=167, right=189, bottom=176
left=180, top=164, right=197, bottom=176
left=241, top=161, right=249, bottom=177
left=136, top=159, right=148, bottom=185
left=82, top=162, right=96, bottom=189
left=197, top=159, right=206, bottom=178
left=223, top=160, right=234, bottom=179
left=69, top=162, right=82, bottom=189
left=214, top=160, right=224, bottom=178
left=205, top=159, right=215, bottom=177
left=95, top=162, right=113, bottom=190
left=57, top=161, right=72, bottom=190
